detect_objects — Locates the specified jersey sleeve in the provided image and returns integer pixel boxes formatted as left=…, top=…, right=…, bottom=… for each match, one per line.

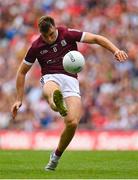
left=23, top=45, right=37, bottom=65
left=66, top=28, right=86, bottom=42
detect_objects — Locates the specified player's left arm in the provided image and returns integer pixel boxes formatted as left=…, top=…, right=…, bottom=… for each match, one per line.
left=82, top=32, right=128, bottom=62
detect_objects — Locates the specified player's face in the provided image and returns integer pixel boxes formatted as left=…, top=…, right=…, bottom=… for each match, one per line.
left=41, top=26, right=58, bottom=45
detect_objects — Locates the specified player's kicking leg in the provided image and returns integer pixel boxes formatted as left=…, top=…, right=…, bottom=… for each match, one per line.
left=53, top=90, right=67, bottom=116
left=45, top=96, right=82, bottom=171
left=42, top=81, right=67, bottom=116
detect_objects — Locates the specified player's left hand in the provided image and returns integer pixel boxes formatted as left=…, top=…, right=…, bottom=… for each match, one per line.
left=114, top=50, right=128, bottom=62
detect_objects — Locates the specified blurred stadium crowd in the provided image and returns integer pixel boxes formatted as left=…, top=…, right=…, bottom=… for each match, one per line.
left=0, top=0, right=138, bottom=131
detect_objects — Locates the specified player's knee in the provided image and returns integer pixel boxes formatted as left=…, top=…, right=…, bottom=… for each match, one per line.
left=65, top=119, right=78, bottom=130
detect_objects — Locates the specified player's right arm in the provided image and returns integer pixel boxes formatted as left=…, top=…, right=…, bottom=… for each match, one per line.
left=11, top=62, right=32, bottom=119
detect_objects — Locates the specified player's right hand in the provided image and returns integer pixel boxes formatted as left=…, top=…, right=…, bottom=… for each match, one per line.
left=11, top=101, right=22, bottom=119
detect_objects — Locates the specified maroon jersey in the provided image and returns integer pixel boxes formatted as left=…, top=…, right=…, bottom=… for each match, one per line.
left=24, top=26, right=84, bottom=78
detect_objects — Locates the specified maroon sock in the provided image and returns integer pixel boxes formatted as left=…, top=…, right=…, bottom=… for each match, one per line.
left=55, top=149, right=63, bottom=157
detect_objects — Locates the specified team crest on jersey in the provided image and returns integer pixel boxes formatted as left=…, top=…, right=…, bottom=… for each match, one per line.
left=40, top=49, right=48, bottom=54
left=61, top=40, right=67, bottom=46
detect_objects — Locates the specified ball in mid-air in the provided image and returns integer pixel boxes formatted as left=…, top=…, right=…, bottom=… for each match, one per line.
left=63, top=50, right=85, bottom=74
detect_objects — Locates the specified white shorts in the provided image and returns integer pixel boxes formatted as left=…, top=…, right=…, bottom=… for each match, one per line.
left=40, top=74, right=81, bottom=98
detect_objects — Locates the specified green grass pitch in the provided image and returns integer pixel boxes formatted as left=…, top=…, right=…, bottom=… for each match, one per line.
left=0, top=150, right=138, bottom=179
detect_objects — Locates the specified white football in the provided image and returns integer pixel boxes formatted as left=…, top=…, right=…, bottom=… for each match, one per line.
left=63, top=50, right=85, bottom=74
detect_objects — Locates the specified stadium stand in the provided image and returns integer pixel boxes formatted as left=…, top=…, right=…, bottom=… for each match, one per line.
left=0, top=0, right=138, bottom=131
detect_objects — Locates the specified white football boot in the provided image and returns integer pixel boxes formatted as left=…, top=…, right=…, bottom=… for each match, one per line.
left=45, top=152, right=60, bottom=171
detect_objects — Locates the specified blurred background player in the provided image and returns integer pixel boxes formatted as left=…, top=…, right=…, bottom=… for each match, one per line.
left=11, top=15, right=128, bottom=170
